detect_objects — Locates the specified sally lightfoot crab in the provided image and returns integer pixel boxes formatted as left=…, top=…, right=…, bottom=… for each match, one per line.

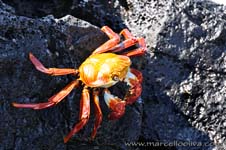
left=12, top=26, right=147, bottom=143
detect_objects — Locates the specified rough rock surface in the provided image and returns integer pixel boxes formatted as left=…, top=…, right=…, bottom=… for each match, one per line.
left=1, top=0, right=226, bottom=150
left=0, top=1, right=142, bottom=150
left=123, top=1, right=225, bottom=150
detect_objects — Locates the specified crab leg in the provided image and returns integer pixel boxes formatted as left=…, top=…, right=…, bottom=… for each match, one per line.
left=122, top=37, right=146, bottom=57
left=124, top=68, right=143, bottom=105
left=64, top=87, right=90, bottom=143
left=108, top=38, right=138, bottom=53
left=92, top=26, right=146, bottom=56
left=91, top=90, right=103, bottom=139
left=104, top=89, right=126, bottom=120
left=97, top=27, right=146, bottom=56
left=12, top=80, right=80, bottom=109
left=120, top=29, right=134, bottom=39
left=29, top=53, right=78, bottom=76
left=92, top=26, right=120, bottom=54
left=108, top=29, right=138, bottom=53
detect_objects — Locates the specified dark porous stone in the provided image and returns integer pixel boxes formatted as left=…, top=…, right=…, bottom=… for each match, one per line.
left=0, top=1, right=142, bottom=150
left=1, top=0, right=226, bottom=150
left=120, top=0, right=225, bottom=150
left=1, top=0, right=128, bottom=31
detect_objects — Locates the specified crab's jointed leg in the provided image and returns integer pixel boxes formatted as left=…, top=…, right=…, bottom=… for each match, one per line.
left=29, top=53, right=78, bottom=76
left=12, top=80, right=80, bottom=109
left=64, top=87, right=90, bottom=143
left=122, top=37, right=146, bottom=57
left=91, top=90, right=103, bottom=139
left=92, top=26, right=147, bottom=56
left=104, top=89, right=126, bottom=120
left=120, top=29, right=134, bottom=39
left=92, top=26, right=120, bottom=54
left=108, top=29, right=138, bottom=53
left=92, top=26, right=146, bottom=57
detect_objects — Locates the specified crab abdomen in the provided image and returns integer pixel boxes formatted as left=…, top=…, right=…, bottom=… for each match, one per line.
left=79, top=53, right=131, bottom=88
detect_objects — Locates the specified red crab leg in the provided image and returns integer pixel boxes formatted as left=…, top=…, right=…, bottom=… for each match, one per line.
left=108, top=29, right=138, bottom=53
left=91, top=90, right=103, bottom=139
left=29, top=53, right=78, bottom=76
left=100, top=28, right=146, bottom=56
left=92, top=26, right=120, bottom=54
left=104, top=89, right=126, bottom=120
left=64, top=87, right=90, bottom=143
left=124, top=68, right=143, bottom=105
left=12, top=80, right=80, bottom=109
left=120, top=28, right=133, bottom=39
left=122, top=37, right=146, bottom=57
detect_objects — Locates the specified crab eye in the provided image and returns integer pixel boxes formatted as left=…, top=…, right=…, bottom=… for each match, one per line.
left=112, top=75, right=119, bottom=81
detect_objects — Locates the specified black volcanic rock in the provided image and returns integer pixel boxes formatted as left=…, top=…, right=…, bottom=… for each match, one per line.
left=123, top=1, right=225, bottom=150
left=0, top=1, right=142, bottom=150
left=1, top=0, right=226, bottom=150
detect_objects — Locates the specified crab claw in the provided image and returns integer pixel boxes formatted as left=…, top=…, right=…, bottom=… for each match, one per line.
left=124, top=68, right=143, bottom=105
left=104, top=89, right=126, bottom=120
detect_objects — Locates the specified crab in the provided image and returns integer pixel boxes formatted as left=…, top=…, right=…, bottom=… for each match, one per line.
left=12, top=26, right=146, bottom=143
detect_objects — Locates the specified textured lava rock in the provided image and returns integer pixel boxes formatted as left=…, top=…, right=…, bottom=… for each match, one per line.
left=2, top=0, right=128, bottom=31
left=0, top=1, right=142, bottom=150
left=1, top=0, right=226, bottom=150
left=123, top=1, right=225, bottom=150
